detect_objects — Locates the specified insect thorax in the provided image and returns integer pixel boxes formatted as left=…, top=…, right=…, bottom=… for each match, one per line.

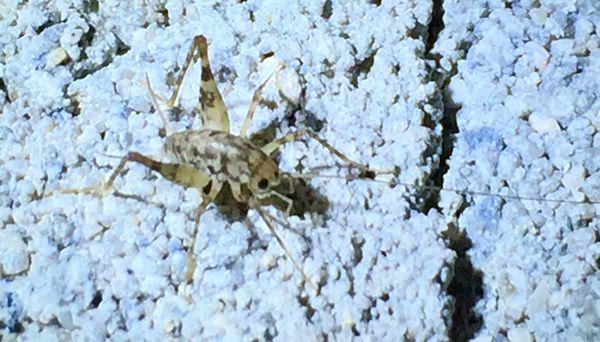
left=164, top=130, right=274, bottom=187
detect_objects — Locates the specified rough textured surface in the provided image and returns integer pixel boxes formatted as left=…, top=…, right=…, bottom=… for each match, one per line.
left=2, top=0, right=599, bottom=340
left=435, top=0, right=600, bottom=340
left=1, top=1, right=453, bottom=340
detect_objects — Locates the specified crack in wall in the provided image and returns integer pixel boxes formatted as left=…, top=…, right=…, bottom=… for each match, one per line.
left=424, top=1, right=484, bottom=340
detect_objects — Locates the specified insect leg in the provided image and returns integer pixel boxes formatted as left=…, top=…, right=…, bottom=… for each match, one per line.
left=148, top=35, right=230, bottom=132
left=230, top=181, right=293, bottom=219
left=163, top=35, right=204, bottom=109
left=145, top=74, right=171, bottom=136
left=254, top=206, right=316, bottom=289
left=239, top=62, right=284, bottom=138
left=194, top=35, right=230, bottom=132
left=267, top=190, right=294, bottom=219
left=261, top=128, right=396, bottom=175
left=229, top=183, right=310, bottom=287
left=104, top=152, right=214, bottom=192
left=183, top=198, right=210, bottom=286
left=182, top=180, right=222, bottom=298
left=145, top=35, right=205, bottom=135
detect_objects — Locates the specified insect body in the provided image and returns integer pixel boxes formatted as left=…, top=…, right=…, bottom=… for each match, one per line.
left=51, top=35, right=596, bottom=304
left=164, top=130, right=282, bottom=203
left=90, top=35, right=386, bottom=294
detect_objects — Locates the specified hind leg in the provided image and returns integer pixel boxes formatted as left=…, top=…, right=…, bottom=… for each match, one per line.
left=147, top=35, right=231, bottom=133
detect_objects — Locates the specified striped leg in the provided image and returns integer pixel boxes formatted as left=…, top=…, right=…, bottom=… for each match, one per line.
left=149, top=35, right=230, bottom=133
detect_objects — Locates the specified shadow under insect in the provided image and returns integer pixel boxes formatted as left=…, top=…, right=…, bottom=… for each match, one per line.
left=210, top=177, right=330, bottom=223
left=209, top=122, right=331, bottom=223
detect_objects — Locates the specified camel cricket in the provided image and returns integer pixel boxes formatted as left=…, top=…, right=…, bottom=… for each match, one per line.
left=52, top=36, right=596, bottom=298
left=68, top=35, right=392, bottom=293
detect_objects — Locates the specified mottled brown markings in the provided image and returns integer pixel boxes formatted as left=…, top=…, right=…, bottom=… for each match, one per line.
left=201, top=66, right=213, bottom=81
left=203, top=150, right=217, bottom=162
left=132, top=36, right=373, bottom=293
left=59, top=35, right=335, bottom=296
left=192, top=146, right=201, bottom=156
left=200, top=88, right=216, bottom=109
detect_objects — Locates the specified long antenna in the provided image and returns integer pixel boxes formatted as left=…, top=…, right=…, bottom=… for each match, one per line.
left=286, top=168, right=599, bottom=205
left=145, top=73, right=171, bottom=136
left=77, top=154, right=599, bottom=206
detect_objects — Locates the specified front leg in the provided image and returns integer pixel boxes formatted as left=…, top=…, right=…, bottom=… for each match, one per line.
left=230, top=181, right=293, bottom=219
left=253, top=206, right=316, bottom=289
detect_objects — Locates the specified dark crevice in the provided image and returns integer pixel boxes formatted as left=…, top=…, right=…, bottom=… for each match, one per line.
left=115, top=34, right=131, bottom=56
left=0, top=78, right=9, bottom=103
left=321, top=0, right=333, bottom=19
left=351, top=237, right=365, bottom=266
left=361, top=301, right=374, bottom=322
left=34, top=18, right=59, bottom=35
left=423, top=0, right=454, bottom=213
left=422, top=102, right=459, bottom=212
left=426, top=0, right=445, bottom=53
left=423, top=1, right=484, bottom=341
left=89, top=290, right=103, bottom=309
left=419, top=0, right=451, bottom=213
left=155, top=2, right=170, bottom=27
left=344, top=265, right=356, bottom=297
left=0, top=292, right=24, bottom=333
left=83, top=0, right=99, bottom=13
left=443, top=224, right=484, bottom=341
left=77, top=25, right=97, bottom=61
left=73, top=24, right=131, bottom=80
left=349, top=50, right=376, bottom=88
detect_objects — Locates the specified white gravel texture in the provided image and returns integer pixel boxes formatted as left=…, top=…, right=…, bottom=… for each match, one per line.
left=435, top=1, right=600, bottom=341
left=0, top=0, right=598, bottom=341
left=1, top=1, right=452, bottom=340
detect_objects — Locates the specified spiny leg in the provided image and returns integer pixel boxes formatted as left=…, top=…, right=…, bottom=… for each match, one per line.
left=264, top=131, right=600, bottom=205
left=104, top=152, right=217, bottom=196
left=254, top=206, right=316, bottom=289
left=261, top=128, right=397, bottom=175
left=182, top=198, right=210, bottom=290
left=142, top=38, right=197, bottom=136
left=181, top=178, right=222, bottom=302
left=239, top=62, right=284, bottom=138
left=48, top=152, right=145, bottom=197
left=267, top=190, right=294, bottom=219
left=104, top=152, right=168, bottom=189
left=97, top=152, right=222, bottom=298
